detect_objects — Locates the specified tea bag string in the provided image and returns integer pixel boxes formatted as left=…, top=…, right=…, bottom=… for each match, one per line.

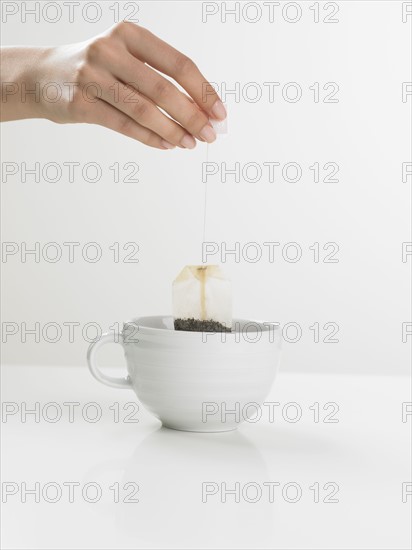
left=202, top=143, right=209, bottom=248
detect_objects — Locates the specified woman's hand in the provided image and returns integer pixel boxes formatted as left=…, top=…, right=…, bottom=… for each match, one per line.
left=0, top=21, right=226, bottom=149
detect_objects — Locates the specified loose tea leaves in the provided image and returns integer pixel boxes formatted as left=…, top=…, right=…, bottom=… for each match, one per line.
left=174, top=318, right=232, bottom=332
left=173, top=265, right=232, bottom=333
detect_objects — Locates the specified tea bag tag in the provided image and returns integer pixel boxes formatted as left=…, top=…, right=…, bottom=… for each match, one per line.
left=210, top=117, right=227, bottom=134
left=209, top=104, right=227, bottom=134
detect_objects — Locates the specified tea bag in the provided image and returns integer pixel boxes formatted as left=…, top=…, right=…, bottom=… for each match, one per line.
left=173, top=265, right=232, bottom=332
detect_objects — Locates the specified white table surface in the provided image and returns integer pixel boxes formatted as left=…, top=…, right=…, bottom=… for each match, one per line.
left=1, top=365, right=411, bottom=550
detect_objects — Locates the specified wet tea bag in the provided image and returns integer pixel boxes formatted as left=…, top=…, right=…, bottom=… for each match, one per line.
left=173, top=265, right=232, bottom=332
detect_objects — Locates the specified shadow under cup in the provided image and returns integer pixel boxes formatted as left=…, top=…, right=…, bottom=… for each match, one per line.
left=87, top=316, right=281, bottom=432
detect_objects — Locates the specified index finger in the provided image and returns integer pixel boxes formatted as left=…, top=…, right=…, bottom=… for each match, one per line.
left=114, top=22, right=227, bottom=120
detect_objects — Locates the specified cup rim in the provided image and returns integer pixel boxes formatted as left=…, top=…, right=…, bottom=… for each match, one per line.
left=124, top=315, right=280, bottom=337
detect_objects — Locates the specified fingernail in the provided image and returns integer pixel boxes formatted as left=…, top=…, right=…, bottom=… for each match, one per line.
left=180, top=134, right=196, bottom=149
left=199, top=124, right=216, bottom=143
left=211, top=100, right=227, bottom=120
left=161, top=140, right=176, bottom=149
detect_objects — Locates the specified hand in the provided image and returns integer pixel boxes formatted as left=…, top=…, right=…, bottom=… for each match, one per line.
left=0, top=22, right=226, bottom=150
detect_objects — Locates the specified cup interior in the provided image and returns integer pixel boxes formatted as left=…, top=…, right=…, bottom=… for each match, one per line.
left=126, top=315, right=279, bottom=335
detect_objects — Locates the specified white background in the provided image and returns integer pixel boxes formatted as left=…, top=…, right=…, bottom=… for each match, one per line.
left=1, top=3, right=411, bottom=550
left=2, top=365, right=412, bottom=550
left=1, top=0, right=411, bottom=374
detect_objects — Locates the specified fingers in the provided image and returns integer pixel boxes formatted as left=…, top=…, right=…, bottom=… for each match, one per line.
left=89, top=99, right=176, bottom=150
left=97, top=76, right=197, bottom=149
left=107, top=51, right=217, bottom=143
left=115, top=22, right=226, bottom=121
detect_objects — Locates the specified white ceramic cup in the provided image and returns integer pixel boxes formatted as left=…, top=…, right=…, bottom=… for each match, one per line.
left=87, top=315, right=281, bottom=432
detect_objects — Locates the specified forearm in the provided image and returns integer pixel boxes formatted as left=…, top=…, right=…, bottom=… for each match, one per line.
left=1, top=47, right=51, bottom=122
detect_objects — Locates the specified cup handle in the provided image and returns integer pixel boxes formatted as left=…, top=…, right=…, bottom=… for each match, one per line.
left=87, top=331, right=132, bottom=389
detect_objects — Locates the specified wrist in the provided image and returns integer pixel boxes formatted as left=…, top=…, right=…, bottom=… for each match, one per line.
left=1, top=47, right=54, bottom=121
